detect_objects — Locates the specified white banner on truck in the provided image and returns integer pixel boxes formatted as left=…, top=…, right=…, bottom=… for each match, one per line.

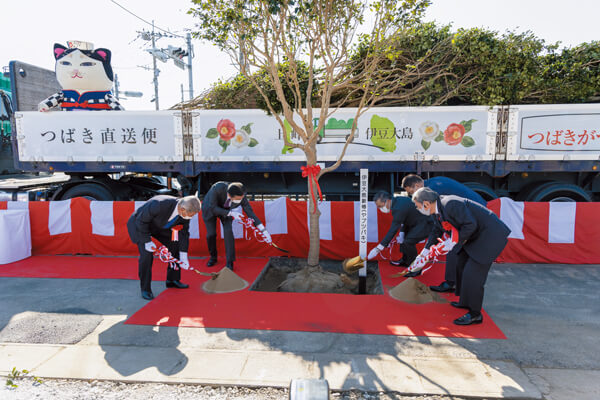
left=508, top=104, right=600, bottom=160
left=198, top=106, right=494, bottom=162
left=15, top=111, right=183, bottom=162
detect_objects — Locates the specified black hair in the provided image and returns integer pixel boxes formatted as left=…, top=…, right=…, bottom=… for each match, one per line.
left=401, top=174, right=424, bottom=189
left=227, top=182, right=246, bottom=197
left=373, top=191, right=391, bottom=203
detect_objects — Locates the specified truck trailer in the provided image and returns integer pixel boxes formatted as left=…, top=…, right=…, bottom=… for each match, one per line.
left=3, top=61, right=600, bottom=202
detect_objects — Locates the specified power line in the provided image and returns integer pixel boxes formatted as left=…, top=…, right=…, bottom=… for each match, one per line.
left=108, top=0, right=184, bottom=38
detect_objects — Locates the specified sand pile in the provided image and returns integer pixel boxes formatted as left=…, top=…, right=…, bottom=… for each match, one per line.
left=202, top=267, right=249, bottom=294
left=389, top=278, right=444, bottom=304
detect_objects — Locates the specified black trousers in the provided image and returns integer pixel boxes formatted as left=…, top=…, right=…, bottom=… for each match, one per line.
left=136, top=230, right=181, bottom=293
left=398, top=223, right=432, bottom=265
left=453, top=248, right=492, bottom=315
left=203, top=215, right=235, bottom=263
left=444, top=247, right=459, bottom=285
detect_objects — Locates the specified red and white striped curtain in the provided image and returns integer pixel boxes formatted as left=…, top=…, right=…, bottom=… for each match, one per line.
left=2, top=197, right=599, bottom=263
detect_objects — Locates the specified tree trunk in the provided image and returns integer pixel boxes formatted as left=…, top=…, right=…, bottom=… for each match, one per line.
left=305, top=144, right=321, bottom=266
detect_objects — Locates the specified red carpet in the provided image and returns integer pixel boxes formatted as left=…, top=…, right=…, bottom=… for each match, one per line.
left=0, top=255, right=505, bottom=338
left=0, top=255, right=165, bottom=280
left=125, top=258, right=506, bottom=339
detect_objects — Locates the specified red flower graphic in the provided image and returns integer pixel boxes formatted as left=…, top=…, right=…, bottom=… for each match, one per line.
left=444, top=123, right=466, bottom=146
left=216, top=119, right=236, bottom=141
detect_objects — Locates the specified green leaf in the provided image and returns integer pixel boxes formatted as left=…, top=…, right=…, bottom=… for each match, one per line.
left=421, top=139, right=431, bottom=150
left=434, top=131, right=444, bottom=142
left=462, top=119, right=477, bottom=133
left=461, top=136, right=475, bottom=147
left=241, top=123, right=253, bottom=135
left=206, top=128, right=218, bottom=139
left=248, top=138, right=258, bottom=147
left=218, top=138, right=229, bottom=152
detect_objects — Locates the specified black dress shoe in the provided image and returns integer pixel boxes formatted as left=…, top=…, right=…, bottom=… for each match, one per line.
left=141, top=290, right=154, bottom=300
left=207, top=258, right=218, bottom=267
left=166, top=280, right=189, bottom=289
left=454, top=312, right=483, bottom=325
left=390, top=259, right=409, bottom=267
left=226, top=263, right=234, bottom=271
left=430, top=281, right=455, bottom=293
left=450, top=301, right=469, bottom=309
left=404, top=269, right=421, bottom=277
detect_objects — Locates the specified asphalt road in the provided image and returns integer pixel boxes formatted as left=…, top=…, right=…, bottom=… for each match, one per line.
left=1, top=261, right=599, bottom=399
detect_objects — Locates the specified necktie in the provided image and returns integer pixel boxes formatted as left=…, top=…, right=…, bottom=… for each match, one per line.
left=164, top=216, right=178, bottom=229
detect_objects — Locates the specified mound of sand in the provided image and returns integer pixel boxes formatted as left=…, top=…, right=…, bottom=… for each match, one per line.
left=389, top=278, right=444, bottom=304
left=202, top=267, right=249, bottom=294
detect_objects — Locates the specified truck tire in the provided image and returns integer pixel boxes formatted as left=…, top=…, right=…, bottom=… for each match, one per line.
left=526, top=182, right=591, bottom=202
left=61, top=183, right=115, bottom=201
left=463, top=182, right=498, bottom=201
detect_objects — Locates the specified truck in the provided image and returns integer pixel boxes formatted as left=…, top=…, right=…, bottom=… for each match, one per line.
left=3, top=60, right=600, bottom=202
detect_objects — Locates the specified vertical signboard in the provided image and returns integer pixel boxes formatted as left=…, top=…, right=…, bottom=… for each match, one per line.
left=359, top=168, right=368, bottom=294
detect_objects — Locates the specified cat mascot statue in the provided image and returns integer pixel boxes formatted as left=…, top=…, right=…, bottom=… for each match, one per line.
left=38, top=43, right=123, bottom=111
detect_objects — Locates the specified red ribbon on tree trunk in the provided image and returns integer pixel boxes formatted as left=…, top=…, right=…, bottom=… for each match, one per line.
left=301, top=165, right=323, bottom=214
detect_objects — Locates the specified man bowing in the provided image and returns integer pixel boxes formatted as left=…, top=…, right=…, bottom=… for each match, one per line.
left=202, top=181, right=271, bottom=271
left=127, top=195, right=201, bottom=300
left=411, top=187, right=510, bottom=325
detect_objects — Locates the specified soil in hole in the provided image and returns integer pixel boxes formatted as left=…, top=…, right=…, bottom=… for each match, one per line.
left=251, top=257, right=383, bottom=295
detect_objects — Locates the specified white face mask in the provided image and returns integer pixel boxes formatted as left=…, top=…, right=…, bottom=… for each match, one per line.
left=178, top=207, right=193, bottom=219
left=417, top=204, right=431, bottom=216
left=379, top=206, right=390, bottom=213
left=227, top=195, right=241, bottom=207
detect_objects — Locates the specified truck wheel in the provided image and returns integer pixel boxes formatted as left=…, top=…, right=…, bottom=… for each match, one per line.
left=463, top=182, right=498, bottom=201
left=61, top=183, right=115, bottom=201
left=526, top=182, right=591, bottom=202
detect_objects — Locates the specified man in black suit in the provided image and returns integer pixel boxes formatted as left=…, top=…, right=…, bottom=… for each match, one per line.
left=411, top=187, right=510, bottom=325
left=127, top=195, right=201, bottom=300
left=402, top=174, right=487, bottom=293
left=367, top=191, right=432, bottom=274
left=202, top=181, right=271, bottom=271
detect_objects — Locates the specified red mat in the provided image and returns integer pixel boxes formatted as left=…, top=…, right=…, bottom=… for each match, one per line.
left=0, top=255, right=167, bottom=280
left=125, top=258, right=506, bottom=339
left=0, top=255, right=505, bottom=338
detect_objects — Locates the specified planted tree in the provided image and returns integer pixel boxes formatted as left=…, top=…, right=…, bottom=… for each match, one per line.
left=189, top=0, right=461, bottom=266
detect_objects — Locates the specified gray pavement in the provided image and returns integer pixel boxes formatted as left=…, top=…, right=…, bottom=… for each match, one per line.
left=1, top=261, right=600, bottom=399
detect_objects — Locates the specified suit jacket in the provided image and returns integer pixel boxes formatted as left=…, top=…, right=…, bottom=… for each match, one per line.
left=426, top=195, right=510, bottom=264
left=201, top=181, right=261, bottom=226
left=380, top=196, right=431, bottom=247
left=127, top=195, right=191, bottom=251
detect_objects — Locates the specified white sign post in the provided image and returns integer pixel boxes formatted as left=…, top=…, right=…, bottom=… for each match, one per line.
left=359, top=168, right=368, bottom=294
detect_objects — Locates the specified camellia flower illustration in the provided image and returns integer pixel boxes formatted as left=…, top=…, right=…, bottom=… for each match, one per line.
left=444, top=123, right=466, bottom=146
left=419, top=121, right=439, bottom=141
left=216, top=119, right=236, bottom=141
left=231, top=130, right=250, bottom=148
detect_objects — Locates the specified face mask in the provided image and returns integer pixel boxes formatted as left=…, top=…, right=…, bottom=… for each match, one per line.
left=231, top=201, right=241, bottom=208
left=418, top=205, right=431, bottom=216
left=180, top=214, right=193, bottom=220
left=379, top=206, right=390, bottom=213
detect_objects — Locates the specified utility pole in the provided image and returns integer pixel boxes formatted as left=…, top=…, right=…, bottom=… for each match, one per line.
left=186, top=32, right=194, bottom=100
left=113, top=73, right=120, bottom=100
left=151, top=21, right=160, bottom=110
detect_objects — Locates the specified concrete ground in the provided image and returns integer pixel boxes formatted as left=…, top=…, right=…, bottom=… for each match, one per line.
left=1, top=261, right=599, bottom=399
